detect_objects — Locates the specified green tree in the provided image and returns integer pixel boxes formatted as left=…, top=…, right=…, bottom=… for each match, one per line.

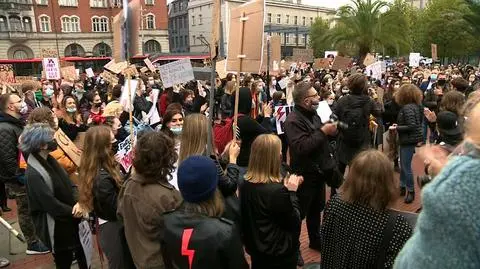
left=326, top=0, right=409, bottom=61
left=464, top=0, right=480, bottom=36
left=309, top=17, right=333, bottom=58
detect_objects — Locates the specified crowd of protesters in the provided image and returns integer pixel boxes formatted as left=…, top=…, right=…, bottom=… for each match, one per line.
left=0, top=58, right=479, bottom=269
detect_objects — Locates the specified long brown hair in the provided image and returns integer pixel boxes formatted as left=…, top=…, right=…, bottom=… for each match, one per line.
left=245, top=134, right=282, bottom=184
left=60, top=96, right=81, bottom=124
left=78, top=125, right=122, bottom=210
left=178, top=114, right=209, bottom=163
left=342, top=150, right=396, bottom=211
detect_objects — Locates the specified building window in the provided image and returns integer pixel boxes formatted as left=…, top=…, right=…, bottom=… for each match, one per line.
left=13, top=50, right=28, bottom=59
left=111, top=0, right=122, bottom=7
left=192, top=35, right=196, bottom=44
left=302, top=16, right=306, bottom=26
left=191, top=15, right=195, bottom=26
left=276, top=14, right=281, bottom=24
left=59, top=0, right=78, bottom=7
left=184, top=16, right=187, bottom=29
left=39, top=15, right=51, bottom=32
left=180, top=36, right=183, bottom=46
left=175, top=36, right=178, bottom=47
left=185, top=35, right=188, bottom=46
left=145, top=0, right=154, bottom=5
left=64, top=43, right=85, bottom=56
left=301, top=34, right=306, bottom=44
left=23, top=17, right=32, bottom=32
left=92, top=16, right=109, bottom=32
left=310, top=17, right=313, bottom=25
left=92, top=42, right=112, bottom=57
left=285, top=15, right=289, bottom=24
left=294, top=16, right=298, bottom=25
left=285, top=33, right=289, bottom=44
left=179, top=17, right=182, bottom=29
left=0, top=16, right=7, bottom=32
left=199, top=14, right=202, bottom=25
left=145, top=14, right=155, bottom=29
left=61, top=16, right=80, bottom=32
left=9, top=16, right=22, bottom=32
left=37, top=0, right=48, bottom=5
left=90, top=0, right=108, bottom=8
left=144, top=39, right=161, bottom=54
left=267, top=13, right=271, bottom=23
left=173, top=18, right=176, bottom=30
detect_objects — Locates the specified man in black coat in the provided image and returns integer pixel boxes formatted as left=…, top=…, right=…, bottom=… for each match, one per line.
left=284, top=82, right=337, bottom=252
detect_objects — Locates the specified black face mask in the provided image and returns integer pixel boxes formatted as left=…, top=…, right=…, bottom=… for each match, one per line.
left=46, top=140, right=58, bottom=152
left=277, top=99, right=287, bottom=106
left=437, top=79, right=447, bottom=87
left=93, top=102, right=102, bottom=108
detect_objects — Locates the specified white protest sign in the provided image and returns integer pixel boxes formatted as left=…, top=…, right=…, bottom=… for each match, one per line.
left=85, top=68, right=95, bottom=78
left=275, top=105, right=294, bottom=135
left=146, top=89, right=160, bottom=125
left=115, top=135, right=134, bottom=172
left=324, top=51, right=338, bottom=58
left=278, top=78, right=287, bottom=90
left=42, top=58, right=61, bottom=80
left=365, top=61, right=383, bottom=80
left=78, top=220, right=93, bottom=269
left=316, top=100, right=332, bottom=124
left=409, top=53, right=421, bottom=67
left=120, top=79, right=139, bottom=112
left=158, top=59, right=194, bottom=88
left=75, top=69, right=80, bottom=77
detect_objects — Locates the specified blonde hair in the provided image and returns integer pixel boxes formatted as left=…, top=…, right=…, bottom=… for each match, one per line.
left=178, top=114, right=209, bottom=163
left=245, top=134, right=282, bottom=184
left=225, top=81, right=236, bottom=95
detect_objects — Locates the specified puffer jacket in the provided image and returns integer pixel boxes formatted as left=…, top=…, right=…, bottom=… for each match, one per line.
left=20, top=148, right=76, bottom=176
left=397, top=103, right=423, bottom=146
left=162, top=205, right=249, bottom=269
left=0, top=112, right=24, bottom=184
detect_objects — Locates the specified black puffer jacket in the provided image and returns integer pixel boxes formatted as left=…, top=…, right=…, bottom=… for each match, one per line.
left=397, top=103, right=424, bottom=146
left=162, top=206, right=249, bottom=269
left=0, top=112, right=24, bottom=184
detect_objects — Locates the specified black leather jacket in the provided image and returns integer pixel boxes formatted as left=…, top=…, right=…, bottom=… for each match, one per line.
left=162, top=207, right=248, bottom=269
left=93, top=168, right=120, bottom=221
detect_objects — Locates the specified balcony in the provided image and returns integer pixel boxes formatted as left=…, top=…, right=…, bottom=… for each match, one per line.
left=0, top=0, right=33, bottom=14
left=9, top=31, right=27, bottom=40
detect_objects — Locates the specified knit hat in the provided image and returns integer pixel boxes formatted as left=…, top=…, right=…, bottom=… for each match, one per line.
left=437, top=111, right=462, bottom=136
left=178, top=155, right=218, bottom=203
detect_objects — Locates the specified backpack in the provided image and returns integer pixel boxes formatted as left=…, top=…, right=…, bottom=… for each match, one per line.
left=341, top=96, right=370, bottom=146
left=213, top=114, right=243, bottom=154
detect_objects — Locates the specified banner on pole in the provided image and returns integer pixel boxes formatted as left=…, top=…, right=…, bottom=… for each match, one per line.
left=158, top=59, right=195, bottom=88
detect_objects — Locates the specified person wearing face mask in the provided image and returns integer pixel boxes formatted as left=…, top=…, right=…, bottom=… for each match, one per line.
left=58, top=96, right=87, bottom=141
left=251, top=81, right=267, bottom=119
left=181, top=89, right=195, bottom=115
left=284, top=82, right=337, bottom=260
left=0, top=93, right=53, bottom=255
left=21, top=123, right=88, bottom=269
left=132, top=81, right=153, bottom=120
left=38, top=82, right=55, bottom=108
left=267, top=76, right=279, bottom=102
left=21, top=81, right=40, bottom=121
left=160, top=108, right=184, bottom=141
left=83, top=91, right=104, bottom=125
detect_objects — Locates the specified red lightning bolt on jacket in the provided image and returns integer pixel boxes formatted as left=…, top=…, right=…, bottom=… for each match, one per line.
left=181, top=229, right=195, bottom=269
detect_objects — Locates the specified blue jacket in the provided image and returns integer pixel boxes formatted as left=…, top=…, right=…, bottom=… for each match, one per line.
left=394, top=151, right=480, bottom=269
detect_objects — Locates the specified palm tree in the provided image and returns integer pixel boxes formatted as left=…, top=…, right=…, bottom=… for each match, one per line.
left=326, top=0, right=410, bottom=62
left=464, top=0, right=480, bottom=36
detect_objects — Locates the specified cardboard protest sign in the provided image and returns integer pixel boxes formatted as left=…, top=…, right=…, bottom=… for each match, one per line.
left=144, top=58, right=156, bottom=72
left=100, top=71, right=119, bottom=85
left=363, top=53, right=376, bottom=66
left=158, top=59, right=195, bottom=88
left=365, top=61, right=383, bottom=80
left=0, top=64, right=16, bottom=84
left=104, top=60, right=128, bottom=74
left=275, top=105, right=294, bottom=135
left=146, top=88, right=161, bottom=125
left=292, top=48, right=314, bottom=62
left=122, top=65, right=139, bottom=77
left=115, top=135, right=134, bottom=172
left=54, top=128, right=81, bottom=166
left=61, top=66, right=78, bottom=82
left=314, top=58, right=330, bottom=69
left=409, top=53, right=421, bottom=67
left=85, top=68, right=95, bottom=78
left=14, top=76, right=34, bottom=83
left=261, top=35, right=281, bottom=72
left=431, top=44, right=438, bottom=61
left=216, top=60, right=227, bottom=79
left=140, top=67, right=149, bottom=73
left=331, top=56, right=352, bottom=71
left=42, top=58, right=61, bottom=80
left=226, top=0, right=265, bottom=74
left=60, top=61, right=75, bottom=68
left=41, top=48, right=58, bottom=58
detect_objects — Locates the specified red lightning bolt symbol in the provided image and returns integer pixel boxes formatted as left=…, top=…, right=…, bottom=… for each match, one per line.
left=277, top=107, right=285, bottom=119
left=181, top=228, right=195, bottom=269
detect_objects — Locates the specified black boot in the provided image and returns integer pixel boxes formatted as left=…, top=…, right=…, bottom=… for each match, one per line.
left=400, top=187, right=406, bottom=196
left=404, top=191, right=415, bottom=204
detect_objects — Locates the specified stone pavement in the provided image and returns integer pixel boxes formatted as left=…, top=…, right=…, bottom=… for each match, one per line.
left=0, top=154, right=423, bottom=269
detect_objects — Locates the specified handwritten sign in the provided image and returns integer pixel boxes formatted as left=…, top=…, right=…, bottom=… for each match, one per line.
left=292, top=48, right=314, bottom=62
left=314, top=58, right=330, bottom=69
left=0, top=64, right=15, bottom=84
left=61, top=66, right=78, bottom=82
left=54, top=128, right=81, bottom=166
left=122, top=65, right=139, bottom=77
left=409, top=53, right=421, bottom=67
left=100, top=71, right=119, bottom=86
left=78, top=220, right=93, bottom=269
left=275, top=105, right=294, bottom=135
left=158, top=59, right=195, bottom=88
left=42, top=58, right=61, bottom=80
left=115, top=136, right=134, bottom=172
left=104, top=60, right=128, bottom=74
left=85, top=68, right=95, bottom=78
left=365, top=61, right=384, bottom=80
left=331, top=56, right=352, bottom=71
left=144, top=58, right=156, bottom=72
left=41, top=48, right=58, bottom=58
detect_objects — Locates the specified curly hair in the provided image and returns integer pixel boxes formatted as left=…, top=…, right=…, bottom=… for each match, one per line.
left=395, top=84, right=423, bottom=106
left=133, top=131, right=177, bottom=184
left=27, top=107, right=56, bottom=129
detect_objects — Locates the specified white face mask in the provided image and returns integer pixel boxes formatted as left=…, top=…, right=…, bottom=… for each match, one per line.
left=20, top=101, right=28, bottom=115
left=342, top=89, right=349, bottom=94
left=394, top=85, right=400, bottom=89
left=271, top=80, right=277, bottom=86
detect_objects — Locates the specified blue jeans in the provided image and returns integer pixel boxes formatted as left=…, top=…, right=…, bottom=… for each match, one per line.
left=400, top=145, right=415, bottom=192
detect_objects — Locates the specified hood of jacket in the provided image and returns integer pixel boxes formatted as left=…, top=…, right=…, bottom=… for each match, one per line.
left=0, top=111, right=24, bottom=128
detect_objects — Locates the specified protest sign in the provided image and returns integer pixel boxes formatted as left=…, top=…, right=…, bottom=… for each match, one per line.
left=292, top=48, right=314, bottom=62
left=363, top=53, right=376, bottom=66
left=0, top=64, right=15, bottom=84
left=61, top=66, right=78, bottom=82
left=331, top=56, right=352, bottom=71
left=431, top=44, right=438, bottom=61
left=41, top=48, right=58, bottom=58
left=314, top=58, right=330, bottom=69
left=261, top=35, right=281, bottom=72
left=144, top=58, right=156, bottom=72
left=278, top=78, right=287, bottom=90
left=104, top=60, right=128, bottom=74
left=85, top=68, right=95, bottom=78
left=120, top=79, right=139, bottom=112
left=122, top=65, right=139, bottom=77
left=54, top=128, right=81, bottom=166
left=78, top=220, right=93, bottom=269
left=140, top=67, right=149, bottom=73
left=275, top=105, right=294, bottom=135
left=42, top=58, right=61, bottom=80
left=316, top=100, right=332, bottom=124
left=158, top=59, right=195, bottom=88
left=115, top=135, right=134, bottom=172
left=324, top=51, right=338, bottom=58
left=365, top=61, right=383, bottom=80
left=409, top=53, right=421, bottom=67
left=226, top=0, right=265, bottom=74
left=100, top=71, right=119, bottom=85
left=146, top=89, right=160, bottom=125
left=216, top=60, right=227, bottom=79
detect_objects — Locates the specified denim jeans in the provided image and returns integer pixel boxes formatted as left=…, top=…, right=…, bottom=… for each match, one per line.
left=400, top=145, right=416, bottom=192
